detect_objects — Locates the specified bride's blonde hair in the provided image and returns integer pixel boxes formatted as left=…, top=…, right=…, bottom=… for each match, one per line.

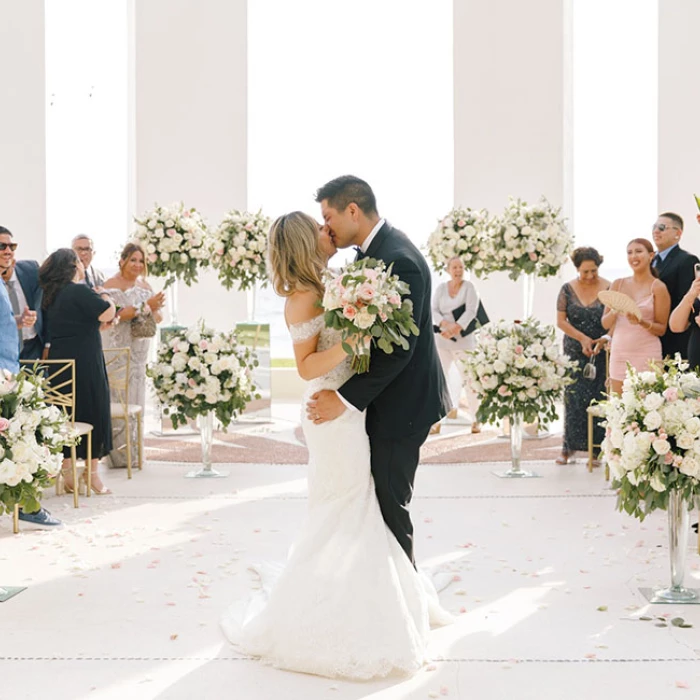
left=268, top=211, right=326, bottom=297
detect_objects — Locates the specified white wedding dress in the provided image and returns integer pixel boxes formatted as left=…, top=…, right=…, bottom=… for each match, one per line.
left=221, top=315, right=453, bottom=679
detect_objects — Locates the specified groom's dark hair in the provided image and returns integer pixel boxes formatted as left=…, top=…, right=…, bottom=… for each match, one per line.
left=315, top=175, right=378, bottom=216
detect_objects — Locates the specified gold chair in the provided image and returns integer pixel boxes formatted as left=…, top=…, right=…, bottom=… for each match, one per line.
left=103, top=347, right=143, bottom=479
left=19, top=358, right=93, bottom=507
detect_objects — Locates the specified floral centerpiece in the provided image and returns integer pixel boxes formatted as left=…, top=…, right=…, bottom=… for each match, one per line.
left=132, top=202, right=211, bottom=287
left=211, top=209, right=272, bottom=291
left=147, top=321, right=260, bottom=430
left=0, top=369, right=77, bottom=514
left=464, top=318, right=576, bottom=426
left=425, top=207, right=492, bottom=277
left=601, top=358, right=700, bottom=520
left=600, top=357, right=700, bottom=603
left=488, top=196, right=573, bottom=281
left=322, top=258, right=419, bottom=373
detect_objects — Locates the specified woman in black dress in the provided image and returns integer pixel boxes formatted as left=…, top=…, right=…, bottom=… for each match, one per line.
left=39, top=248, right=116, bottom=494
left=669, top=275, right=700, bottom=369
left=556, top=247, right=610, bottom=464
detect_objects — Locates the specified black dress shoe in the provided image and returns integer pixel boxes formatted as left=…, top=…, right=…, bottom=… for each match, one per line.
left=692, top=522, right=698, bottom=534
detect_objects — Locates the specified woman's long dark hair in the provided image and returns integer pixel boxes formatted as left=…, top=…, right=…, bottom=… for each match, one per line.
left=39, top=248, right=79, bottom=309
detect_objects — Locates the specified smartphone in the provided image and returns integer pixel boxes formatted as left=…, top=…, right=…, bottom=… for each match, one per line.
left=695, top=262, right=700, bottom=279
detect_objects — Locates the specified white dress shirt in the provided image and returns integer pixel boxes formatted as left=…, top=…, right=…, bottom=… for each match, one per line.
left=9, top=269, right=36, bottom=341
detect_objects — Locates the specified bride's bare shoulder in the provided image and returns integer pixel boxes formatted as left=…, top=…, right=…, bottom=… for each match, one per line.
left=284, top=290, right=323, bottom=327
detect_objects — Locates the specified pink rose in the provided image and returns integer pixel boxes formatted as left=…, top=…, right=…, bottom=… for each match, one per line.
left=457, top=219, right=466, bottom=227
left=0, top=417, right=9, bottom=432
left=388, top=294, right=401, bottom=306
left=343, top=305, right=357, bottom=320
left=663, top=387, right=678, bottom=402
left=166, top=228, right=176, bottom=237
left=379, top=312, right=388, bottom=322
left=529, top=252, right=538, bottom=261
left=188, top=378, right=197, bottom=388
left=514, top=345, right=524, bottom=354
left=664, top=452, right=674, bottom=464
left=357, top=283, right=375, bottom=301
left=148, top=253, right=158, bottom=263
left=199, top=340, right=208, bottom=350
left=498, top=385, right=511, bottom=396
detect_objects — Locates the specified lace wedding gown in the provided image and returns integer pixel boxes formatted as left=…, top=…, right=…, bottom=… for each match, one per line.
left=221, top=315, right=452, bottom=679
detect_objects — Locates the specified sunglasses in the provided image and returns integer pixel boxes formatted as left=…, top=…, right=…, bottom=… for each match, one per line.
left=0, top=242, right=18, bottom=252
left=652, top=223, right=680, bottom=233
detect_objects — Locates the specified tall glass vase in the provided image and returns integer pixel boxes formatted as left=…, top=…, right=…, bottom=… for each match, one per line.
left=642, top=490, right=699, bottom=603
left=494, top=414, right=539, bottom=478
left=167, top=280, right=180, bottom=327
left=522, top=272, right=536, bottom=320
left=247, top=281, right=258, bottom=322
left=185, top=412, right=228, bottom=478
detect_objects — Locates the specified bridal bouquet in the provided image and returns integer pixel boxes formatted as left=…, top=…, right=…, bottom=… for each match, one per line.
left=322, top=258, right=419, bottom=373
left=147, top=321, right=260, bottom=429
left=211, top=209, right=272, bottom=291
left=132, top=202, right=211, bottom=287
left=600, top=358, right=700, bottom=520
left=0, top=368, right=77, bottom=514
left=463, top=318, right=576, bottom=425
left=425, top=207, right=492, bottom=277
left=488, top=196, right=573, bottom=280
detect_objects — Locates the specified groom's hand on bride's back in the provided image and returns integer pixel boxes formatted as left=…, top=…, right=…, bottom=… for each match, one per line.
left=307, top=390, right=346, bottom=425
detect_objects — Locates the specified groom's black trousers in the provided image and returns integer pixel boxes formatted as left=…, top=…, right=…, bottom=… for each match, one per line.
left=368, top=422, right=432, bottom=566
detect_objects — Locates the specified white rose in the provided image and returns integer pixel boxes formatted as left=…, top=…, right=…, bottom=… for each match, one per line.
left=649, top=472, right=666, bottom=493
left=493, top=360, right=506, bottom=373
left=643, top=393, right=664, bottom=411
left=685, top=416, right=700, bottom=435
left=643, top=411, right=662, bottom=431
left=355, top=310, right=375, bottom=330
left=676, top=433, right=695, bottom=450
left=652, top=438, right=671, bottom=455
left=679, top=456, right=700, bottom=478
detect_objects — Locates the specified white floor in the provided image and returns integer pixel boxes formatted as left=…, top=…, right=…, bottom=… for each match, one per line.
left=2, top=413, right=700, bottom=699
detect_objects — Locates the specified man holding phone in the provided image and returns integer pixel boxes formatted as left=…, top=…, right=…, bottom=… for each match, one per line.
left=652, top=212, right=699, bottom=360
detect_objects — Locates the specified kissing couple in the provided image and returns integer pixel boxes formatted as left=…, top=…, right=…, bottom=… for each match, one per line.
left=222, top=175, right=453, bottom=679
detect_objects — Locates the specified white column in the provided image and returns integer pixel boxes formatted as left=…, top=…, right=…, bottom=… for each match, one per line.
left=131, top=0, right=248, bottom=329
left=0, top=0, right=46, bottom=260
left=453, top=0, right=573, bottom=323
left=658, top=0, right=700, bottom=251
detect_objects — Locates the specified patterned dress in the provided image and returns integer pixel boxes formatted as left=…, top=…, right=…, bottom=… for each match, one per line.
left=557, top=282, right=607, bottom=454
left=102, top=285, right=154, bottom=467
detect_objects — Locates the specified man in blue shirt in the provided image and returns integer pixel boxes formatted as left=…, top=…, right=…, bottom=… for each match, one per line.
left=0, top=226, right=62, bottom=529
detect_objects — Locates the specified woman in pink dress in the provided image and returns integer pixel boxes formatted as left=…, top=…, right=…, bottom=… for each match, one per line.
left=602, top=238, right=671, bottom=395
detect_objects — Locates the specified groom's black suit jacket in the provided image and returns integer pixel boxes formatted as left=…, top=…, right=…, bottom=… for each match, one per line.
left=338, top=222, right=451, bottom=437
left=656, top=245, right=699, bottom=360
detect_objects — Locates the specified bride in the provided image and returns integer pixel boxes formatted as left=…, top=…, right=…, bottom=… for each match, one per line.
left=221, top=211, right=452, bottom=679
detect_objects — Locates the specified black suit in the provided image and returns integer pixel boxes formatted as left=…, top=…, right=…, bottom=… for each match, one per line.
left=15, top=260, right=45, bottom=360
left=655, top=245, right=699, bottom=360
left=338, top=222, right=451, bottom=563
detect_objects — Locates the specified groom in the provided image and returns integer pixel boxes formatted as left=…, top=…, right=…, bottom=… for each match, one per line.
left=307, top=175, right=451, bottom=564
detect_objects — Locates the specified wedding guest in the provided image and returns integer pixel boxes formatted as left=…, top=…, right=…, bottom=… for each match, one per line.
left=651, top=213, right=698, bottom=360
left=555, top=247, right=609, bottom=465
left=72, top=234, right=105, bottom=289
left=669, top=276, right=700, bottom=371
left=602, top=238, right=671, bottom=395
left=103, top=242, right=165, bottom=468
left=0, top=233, right=62, bottom=529
left=40, top=248, right=116, bottom=495
left=431, top=256, right=482, bottom=434
left=0, top=226, right=45, bottom=359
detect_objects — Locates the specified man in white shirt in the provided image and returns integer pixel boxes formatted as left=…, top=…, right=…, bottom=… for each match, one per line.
left=72, top=234, right=105, bottom=289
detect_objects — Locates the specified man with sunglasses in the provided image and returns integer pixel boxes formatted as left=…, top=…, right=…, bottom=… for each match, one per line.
left=651, top=212, right=699, bottom=360
left=0, top=226, right=61, bottom=529
left=0, top=226, right=45, bottom=360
